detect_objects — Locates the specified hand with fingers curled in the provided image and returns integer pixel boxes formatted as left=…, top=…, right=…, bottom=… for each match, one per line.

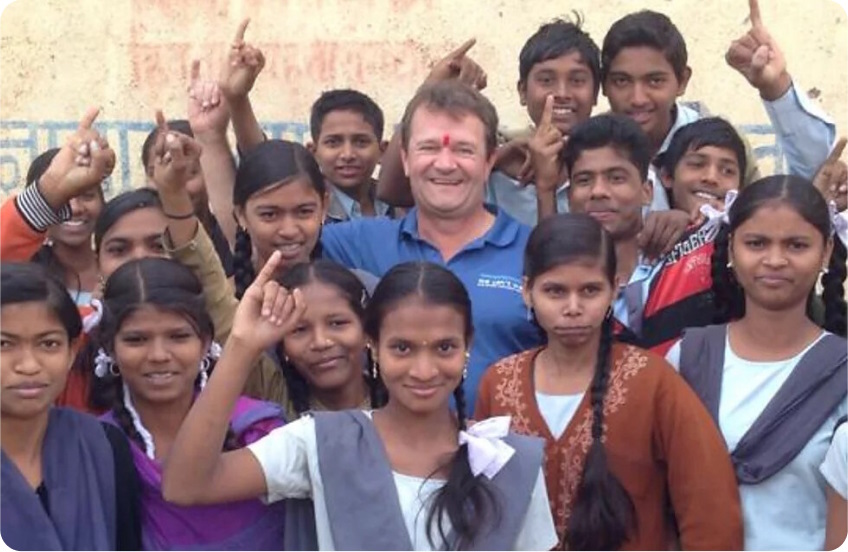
left=813, top=137, right=848, bottom=212
left=219, top=18, right=266, bottom=101
left=528, top=95, right=566, bottom=194
left=188, top=59, right=230, bottom=138
left=424, top=38, right=488, bottom=91
left=230, top=251, right=307, bottom=354
left=494, top=137, right=535, bottom=185
left=151, top=110, right=204, bottom=194
left=638, top=209, right=695, bottom=263
left=40, top=107, right=116, bottom=205
left=725, top=0, right=791, bottom=100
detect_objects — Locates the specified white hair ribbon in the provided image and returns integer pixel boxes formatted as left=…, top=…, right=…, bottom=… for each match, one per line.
left=93, top=347, right=114, bottom=378
left=82, top=298, right=103, bottom=334
left=698, top=189, right=738, bottom=241
left=829, top=201, right=848, bottom=247
left=458, top=416, right=515, bottom=479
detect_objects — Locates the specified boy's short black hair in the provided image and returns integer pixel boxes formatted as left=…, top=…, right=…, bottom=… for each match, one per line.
left=519, top=15, right=601, bottom=99
left=141, top=120, right=194, bottom=175
left=309, top=89, right=385, bottom=142
left=601, top=10, right=688, bottom=82
left=562, top=114, right=652, bottom=181
left=657, top=117, right=747, bottom=181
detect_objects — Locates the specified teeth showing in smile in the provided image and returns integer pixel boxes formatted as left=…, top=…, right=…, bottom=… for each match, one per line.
left=695, top=192, right=720, bottom=200
left=62, top=220, right=87, bottom=227
left=277, top=244, right=302, bottom=253
left=552, top=107, right=574, bottom=116
left=145, top=372, right=177, bottom=380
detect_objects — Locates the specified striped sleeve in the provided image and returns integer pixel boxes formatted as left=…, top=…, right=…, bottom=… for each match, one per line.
left=14, top=182, right=72, bottom=232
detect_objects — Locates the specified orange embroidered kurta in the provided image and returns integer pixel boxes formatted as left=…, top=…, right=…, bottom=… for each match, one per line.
left=476, top=344, right=743, bottom=550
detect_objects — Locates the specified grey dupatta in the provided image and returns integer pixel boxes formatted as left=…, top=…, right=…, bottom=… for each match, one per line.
left=679, top=324, right=847, bottom=484
left=1, top=408, right=117, bottom=550
left=312, top=410, right=543, bottom=551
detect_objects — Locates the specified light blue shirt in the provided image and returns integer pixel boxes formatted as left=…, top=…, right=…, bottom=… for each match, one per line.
left=327, top=183, right=392, bottom=222
left=613, top=257, right=665, bottom=333
left=667, top=334, right=847, bottom=550
left=321, top=206, right=544, bottom=411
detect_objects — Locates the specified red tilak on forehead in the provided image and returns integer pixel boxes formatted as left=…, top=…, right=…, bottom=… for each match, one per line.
left=442, top=133, right=451, bottom=147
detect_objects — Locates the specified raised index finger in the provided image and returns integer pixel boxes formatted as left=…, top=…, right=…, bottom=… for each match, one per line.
left=190, top=59, right=201, bottom=85
left=748, top=0, right=763, bottom=28
left=449, top=38, right=476, bottom=60
left=827, top=137, right=847, bottom=164
left=155, top=109, right=169, bottom=133
left=540, top=95, right=554, bottom=129
left=254, top=250, right=282, bottom=287
left=233, top=18, right=250, bottom=43
left=78, top=107, right=101, bottom=131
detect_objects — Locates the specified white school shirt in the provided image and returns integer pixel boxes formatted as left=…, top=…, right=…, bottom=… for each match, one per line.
left=820, top=422, right=848, bottom=500
left=247, top=411, right=558, bottom=551
left=666, top=333, right=848, bottom=550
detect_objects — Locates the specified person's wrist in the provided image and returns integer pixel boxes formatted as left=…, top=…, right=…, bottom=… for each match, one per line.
left=758, top=72, right=792, bottom=102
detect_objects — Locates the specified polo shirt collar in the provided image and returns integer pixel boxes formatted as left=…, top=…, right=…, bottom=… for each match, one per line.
left=399, top=205, right=521, bottom=248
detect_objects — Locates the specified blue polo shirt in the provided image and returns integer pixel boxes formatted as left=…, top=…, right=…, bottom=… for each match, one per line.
left=321, top=206, right=543, bottom=412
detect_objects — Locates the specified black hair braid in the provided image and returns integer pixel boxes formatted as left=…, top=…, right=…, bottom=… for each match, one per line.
left=233, top=227, right=256, bottom=300
left=277, top=345, right=313, bottom=416
left=821, top=238, right=848, bottom=338
left=565, top=315, right=636, bottom=550
left=710, top=225, right=744, bottom=323
left=426, top=384, right=500, bottom=550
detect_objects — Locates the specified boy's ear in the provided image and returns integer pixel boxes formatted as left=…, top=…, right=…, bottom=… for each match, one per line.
left=677, top=66, right=693, bottom=97
left=379, top=140, right=389, bottom=154
left=517, top=80, right=527, bottom=106
left=306, top=141, right=316, bottom=153
left=659, top=167, right=675, bottom=190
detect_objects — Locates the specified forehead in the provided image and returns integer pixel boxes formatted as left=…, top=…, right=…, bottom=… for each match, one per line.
left=606, top=45, right=675, bottom=76
left=1, top=302, right=65, bottom=334
left=533, top=258, right=611, bottom=284
left=735, top=203, right=823, bottom=237
left=408, top=106, right=486, bottom=144
left=529, top=50, right=593, bottom=76
left=684, top=145, right=740, bottom=164
left=103, top=207, right=167, bottom=241
left=378, top=298, right=466, bottom=339
left=117, top=304, right=197, bottom=331
left=318, top=109, right=378, bottom=138
left=247, top=178, right=322, bottom=208
left=572, top=146, right=640, bottom=174
left=298, top=280, right=359, bottom=319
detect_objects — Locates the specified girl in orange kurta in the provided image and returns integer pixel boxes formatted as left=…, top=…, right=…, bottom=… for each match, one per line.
left=475, top=214, right=743, bottom=550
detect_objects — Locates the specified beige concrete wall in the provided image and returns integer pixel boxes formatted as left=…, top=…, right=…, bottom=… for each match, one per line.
left=1, top=0, right=846, bottom=197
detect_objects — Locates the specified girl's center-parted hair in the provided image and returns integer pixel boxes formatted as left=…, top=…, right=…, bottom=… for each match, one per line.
left=276, top=260, right=387, bottom=415
left=232, top=139, right=327, bottom=299
left=96, top=257, right=242, bottom=452
left=523, top=214, right=636, bottom=550
left=0, top=262, right=82, bottom=341
left=363, top=262, right=494, bottom=549
left=711, top=175, right=847, bottom=337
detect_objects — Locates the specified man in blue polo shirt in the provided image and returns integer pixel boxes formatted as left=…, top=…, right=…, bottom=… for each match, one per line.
left=321, top=80, right=542, bottom=410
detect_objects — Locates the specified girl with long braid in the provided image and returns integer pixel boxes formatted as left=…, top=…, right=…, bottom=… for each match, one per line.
left=668, top=175, right=848, bottom=550
left=476, top=213, right=743, bottom=550
left=162, top=258, right=557, bottom=550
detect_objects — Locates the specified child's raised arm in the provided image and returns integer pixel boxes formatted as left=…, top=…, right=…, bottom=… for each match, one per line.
left=162, top=251, right=306, bottom=505
left=219, top=19, right=266, bottom=154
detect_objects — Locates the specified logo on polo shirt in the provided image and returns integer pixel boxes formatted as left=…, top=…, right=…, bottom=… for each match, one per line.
left=477, top=274, right=522, bottom=293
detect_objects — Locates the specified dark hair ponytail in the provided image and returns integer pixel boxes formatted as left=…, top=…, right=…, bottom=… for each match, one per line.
left=426, top=382, right=500, bottom=550
left=233, top=226, right=256, bottom=300
left=565, top=314, right=636, bottom=549
left=710, top=224, right=744, bottom=323
left=821, top=237, right=847, bottom=337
